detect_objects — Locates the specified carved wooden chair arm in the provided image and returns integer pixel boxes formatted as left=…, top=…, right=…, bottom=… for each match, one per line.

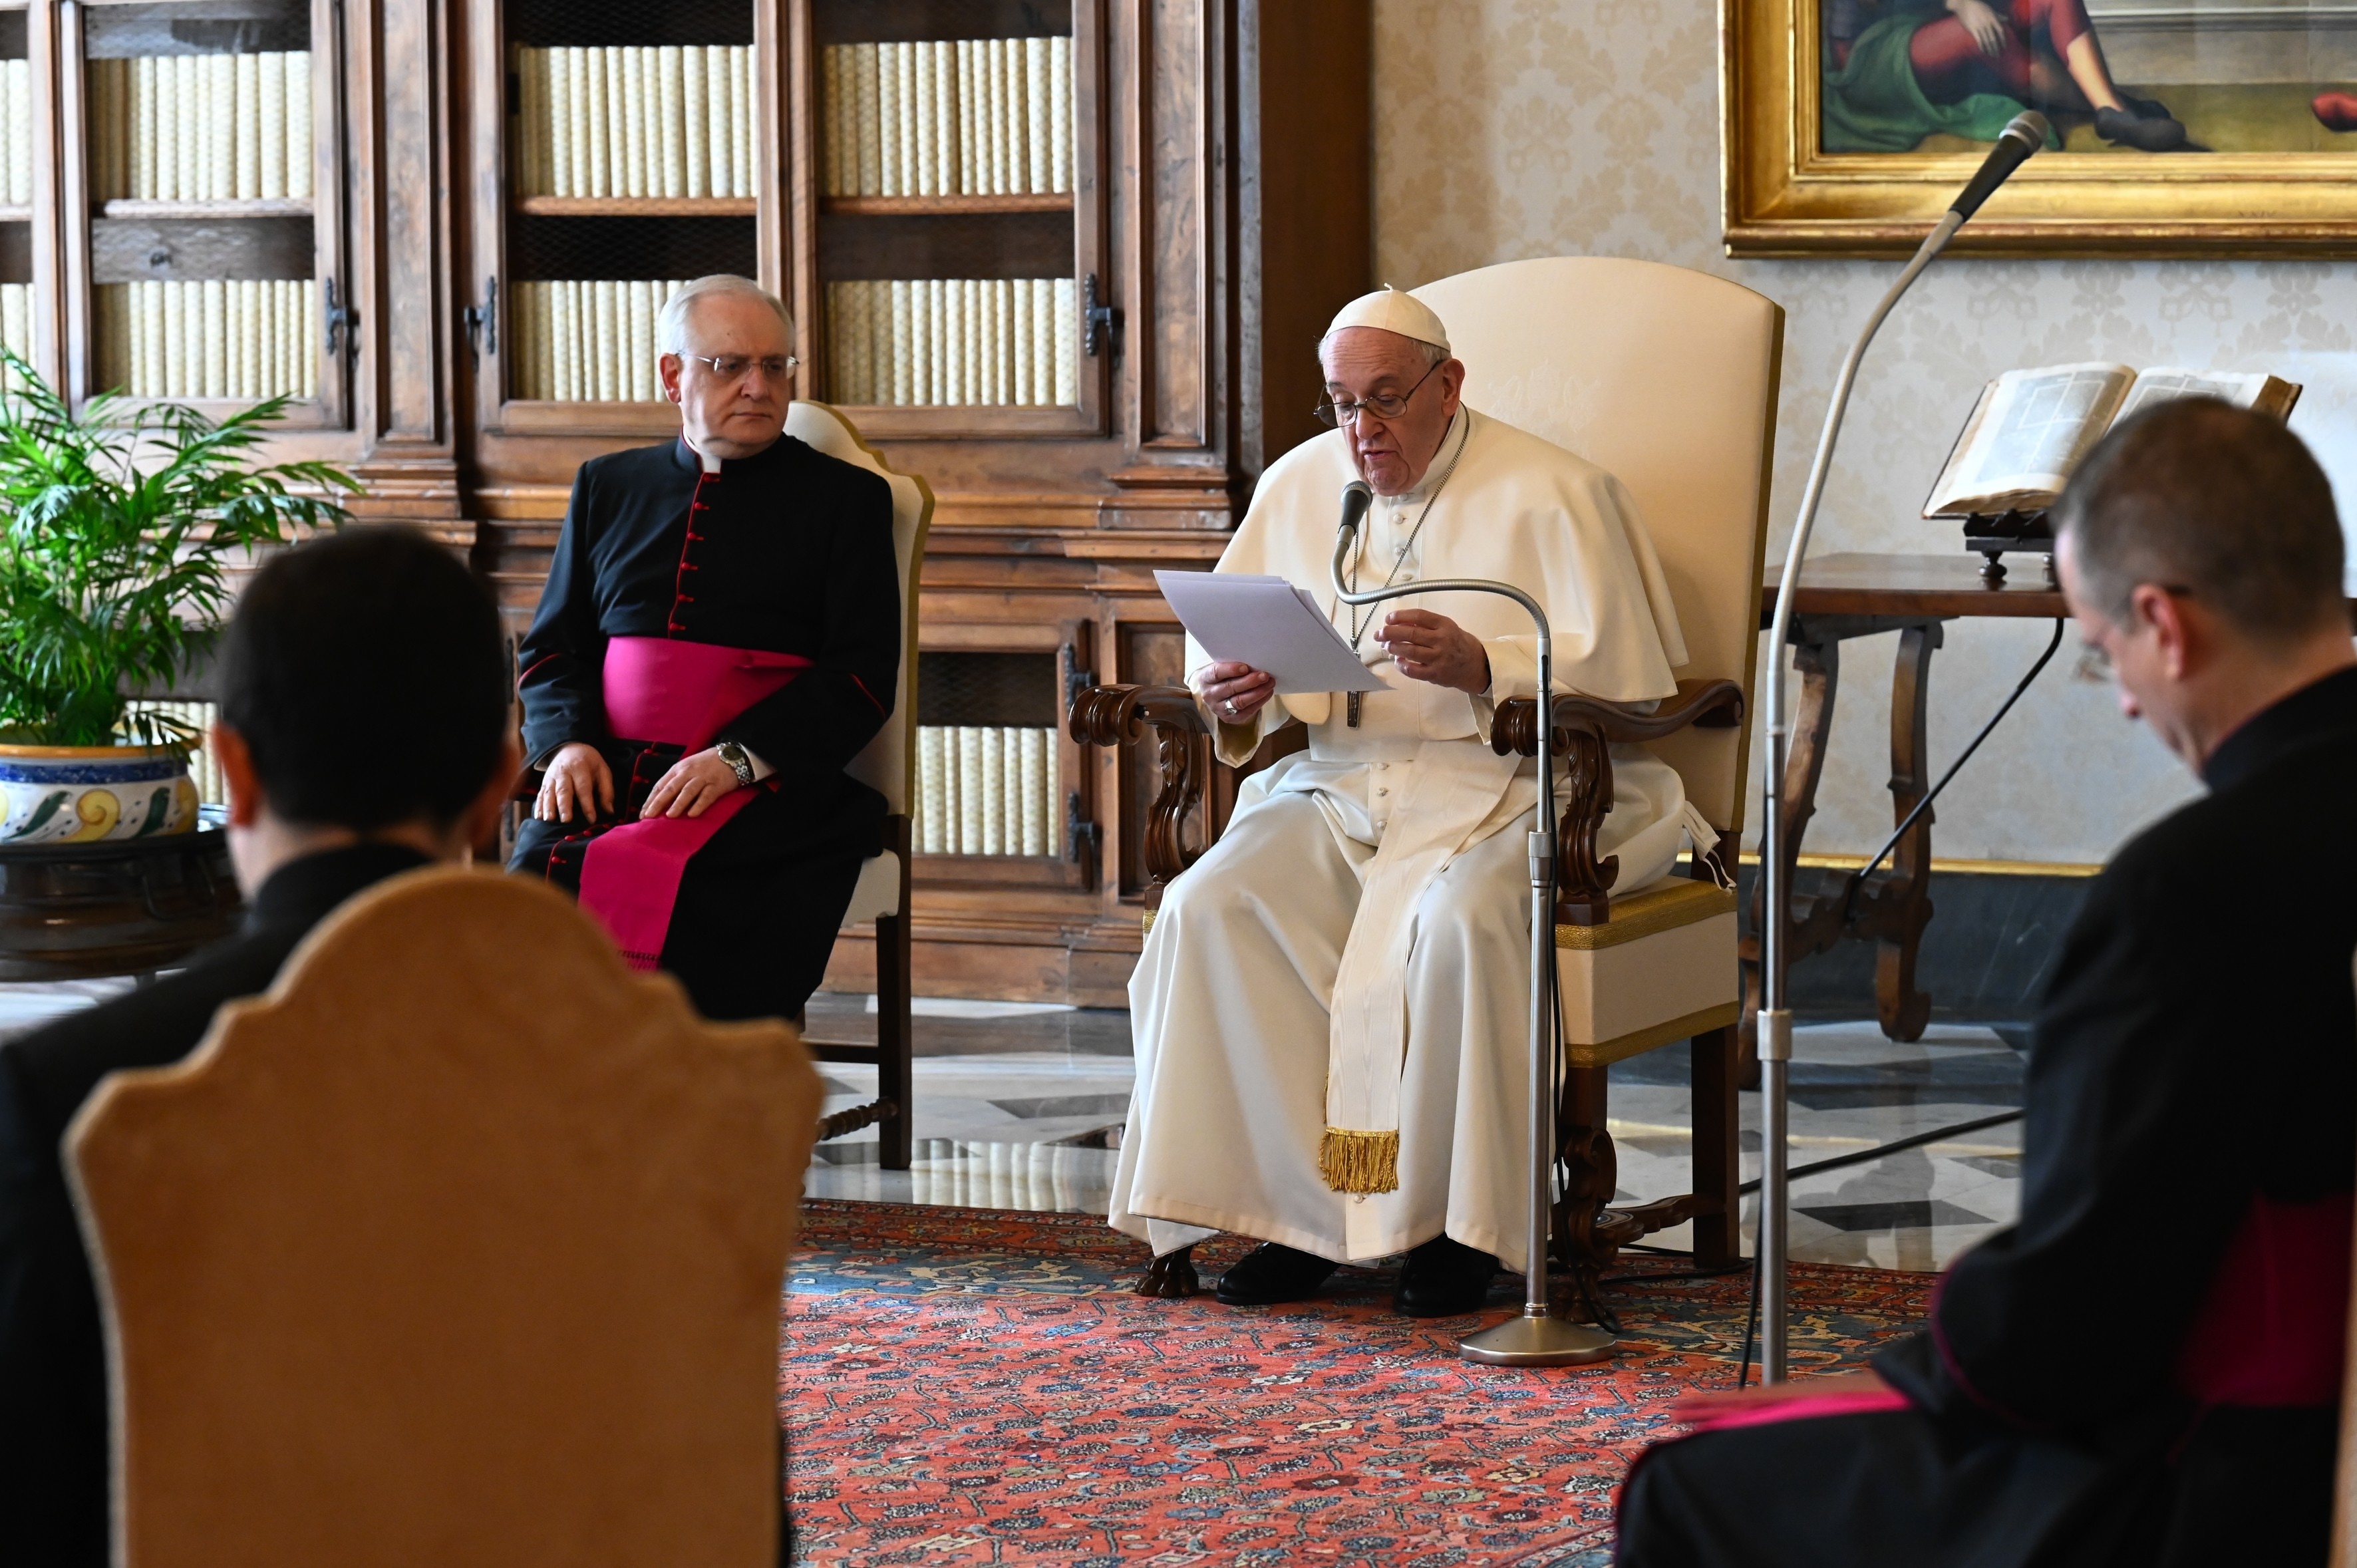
left=1067, top=683, right=1209, bottom=746
left=1488, top=678, right=1746, bottom=927
left=1066, top=683, right=1211, bottom=895
left=1488, top=677, right=1746, bottom=757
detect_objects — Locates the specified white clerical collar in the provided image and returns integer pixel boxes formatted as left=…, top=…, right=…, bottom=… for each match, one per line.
left=1379, top=409, right=1471, bottom=508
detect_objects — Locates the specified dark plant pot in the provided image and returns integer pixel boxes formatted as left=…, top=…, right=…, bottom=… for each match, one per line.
left=0, top=807, right=241, bottom=981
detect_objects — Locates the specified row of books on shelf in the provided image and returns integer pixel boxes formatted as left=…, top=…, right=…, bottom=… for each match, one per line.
left=93, top=281, right=319, bottom=402
left=124, top=703, right=226, bottom=806
left=826, top=278, right=1076, bottom=409
left=510, top=46, right=758, bottom=202
left=0, top=62, right=33, bottom=206
left=85, top=54, right=315, bottom=204
left=508, top=278, right=689, bottom=403
left=916, top=726, right=1060, bottom=858
left=820, top=37, right=1072, bottom=199
left=0, top=285, right=34, bottom=384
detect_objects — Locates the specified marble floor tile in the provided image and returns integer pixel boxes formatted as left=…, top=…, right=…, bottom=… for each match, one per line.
left=0, top=971, right=2028, bottom=1274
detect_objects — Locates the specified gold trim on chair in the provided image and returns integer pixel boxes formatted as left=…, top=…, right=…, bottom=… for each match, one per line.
left=1565, top=1001, right=1745, bottom=1071
left=1555, top=879, right=1736, bottom=951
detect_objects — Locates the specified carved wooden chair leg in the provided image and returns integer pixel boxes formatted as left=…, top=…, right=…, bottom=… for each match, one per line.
left=1134, top=1245, right=1199, bottom=1299
left=1552, top=1112, right=1623, bottom=1333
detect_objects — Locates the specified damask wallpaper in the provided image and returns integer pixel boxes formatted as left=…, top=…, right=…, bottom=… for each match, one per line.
left=1370, top=0, right=2357, bottom=865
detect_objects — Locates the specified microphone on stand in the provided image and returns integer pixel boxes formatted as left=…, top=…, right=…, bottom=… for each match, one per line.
left=1338, top=478, right=1374, bottom=544
left=1754, top=106, right=2050, bottom=1386
left=1949, top=111, right=2052, bottom=222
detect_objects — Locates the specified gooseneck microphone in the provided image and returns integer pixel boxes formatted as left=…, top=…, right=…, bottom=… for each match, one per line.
left=1949, top=110, right=2051, bottom=222
left=1337, top=478, right=1374, bottom=544
left=1754, top=106, right=2050, bottom=1386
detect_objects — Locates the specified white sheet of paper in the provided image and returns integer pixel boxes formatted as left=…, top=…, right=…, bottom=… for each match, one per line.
left=1153, top=571, right=1388, bottom=695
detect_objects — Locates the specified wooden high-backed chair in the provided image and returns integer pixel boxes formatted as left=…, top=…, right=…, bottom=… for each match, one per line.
left=66, top=868, right=822, bottom=1568
left=788, top=399, right=933, bottom=1173
left=1070, top=257, right=1782, bottom=1321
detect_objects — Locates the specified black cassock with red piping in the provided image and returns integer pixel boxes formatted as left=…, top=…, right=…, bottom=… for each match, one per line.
left=510, top=434, right=899, bottom=1021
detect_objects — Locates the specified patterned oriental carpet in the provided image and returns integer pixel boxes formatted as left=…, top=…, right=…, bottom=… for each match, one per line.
left=784, top=1201, right=1931, bottom=1565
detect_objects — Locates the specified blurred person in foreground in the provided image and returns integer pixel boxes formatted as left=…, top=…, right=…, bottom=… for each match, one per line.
left=1615, top=397, right=2357, bottom=1567
left=0, top=527, right=518, bottom=1566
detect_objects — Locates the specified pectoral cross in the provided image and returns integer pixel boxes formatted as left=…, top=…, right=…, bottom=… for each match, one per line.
left=1347, top=691, right=1362, bottom=727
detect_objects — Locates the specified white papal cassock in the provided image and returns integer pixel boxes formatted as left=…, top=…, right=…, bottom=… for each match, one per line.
left=1108, top=407, right=1705, bottom=1274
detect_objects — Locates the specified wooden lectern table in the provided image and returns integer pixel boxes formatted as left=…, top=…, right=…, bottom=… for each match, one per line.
left=1750, top=552, right=2070, bottom=1044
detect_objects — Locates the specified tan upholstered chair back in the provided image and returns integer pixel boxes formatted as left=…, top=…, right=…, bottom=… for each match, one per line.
left=786, top=399, right=934, bottom=816
left=1413, top=259, right=1784, bottom=833
left=67, top=869, right=822, bottom=1568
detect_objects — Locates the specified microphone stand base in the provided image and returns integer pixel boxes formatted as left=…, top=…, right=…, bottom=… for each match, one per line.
left=1457, top=1312, right=1617, bottom=1366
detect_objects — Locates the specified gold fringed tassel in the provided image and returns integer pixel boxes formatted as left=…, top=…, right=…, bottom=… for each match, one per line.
left=1319, top=1126, right=1400, bottom=1194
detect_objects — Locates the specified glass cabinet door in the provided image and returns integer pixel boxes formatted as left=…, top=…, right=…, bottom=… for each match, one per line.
left=470, top=0, right=780, bottom=436
left=62, top=0, right=351, bottom=426
left=794, top=0, right=1103, bottom=437
left=0, top=7, right=42, bottom=381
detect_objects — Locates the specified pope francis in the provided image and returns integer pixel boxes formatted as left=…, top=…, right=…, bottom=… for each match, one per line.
left=1106, top=288, right=1706, bottom=1316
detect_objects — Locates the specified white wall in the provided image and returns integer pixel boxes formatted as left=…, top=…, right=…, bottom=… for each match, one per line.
left=1372, top=0, right=2357, bottom=863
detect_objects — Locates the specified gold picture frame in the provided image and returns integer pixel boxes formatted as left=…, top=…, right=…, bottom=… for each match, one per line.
left=1724, top=0, right=2357, bottom=255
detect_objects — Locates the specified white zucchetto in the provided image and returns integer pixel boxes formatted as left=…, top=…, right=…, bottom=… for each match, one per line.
left=1325, top=285, right=1450, bottom=353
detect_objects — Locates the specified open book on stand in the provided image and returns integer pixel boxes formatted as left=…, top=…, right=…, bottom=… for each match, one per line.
left=1925, top=363, right=2301, bottom=520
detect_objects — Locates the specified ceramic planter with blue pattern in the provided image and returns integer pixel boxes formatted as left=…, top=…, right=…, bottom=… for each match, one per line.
left=0, top=745, right=200, bottom=845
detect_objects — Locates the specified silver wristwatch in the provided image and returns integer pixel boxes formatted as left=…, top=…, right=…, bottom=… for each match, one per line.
left=716, top=740, right=754, bottom=786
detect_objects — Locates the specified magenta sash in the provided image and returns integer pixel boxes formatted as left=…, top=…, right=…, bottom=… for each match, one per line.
left=576, top=637, right=810, bottom=969
left=2173, top=1191, right=2352, bottom=1408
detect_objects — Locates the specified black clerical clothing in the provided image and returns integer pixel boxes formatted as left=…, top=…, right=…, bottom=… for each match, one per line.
left=509, top=434, right=897, bottom=1022
left=0, top=843, right=430, bottom=1568
left=1617, top=666, right=2357, bottom=1568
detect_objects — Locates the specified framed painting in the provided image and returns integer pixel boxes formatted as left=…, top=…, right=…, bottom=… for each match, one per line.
left=1724, top=0, right=2357, bottom=254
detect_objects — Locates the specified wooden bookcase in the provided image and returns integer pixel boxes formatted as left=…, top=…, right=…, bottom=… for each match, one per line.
left=464, top=0, right=1369, bottom=1005
left=24, top=0, right=1369, bottom=1005
left=23, top=0, right=466, bottom=532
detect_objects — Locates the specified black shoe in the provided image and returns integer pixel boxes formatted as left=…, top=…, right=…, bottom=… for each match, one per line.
left=1214, top=1242, right=1338, bottom=1305
left=2096, top=105, right=2186, bottom=152
left=1394, top=1235, right=1499, bottom=1318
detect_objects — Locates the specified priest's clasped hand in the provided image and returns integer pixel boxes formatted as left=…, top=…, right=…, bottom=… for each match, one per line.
left=640, top=748, right=747, bottom=819
left=533, top=741, right=746, bottom=823
left=1374, top=609, right=1490, bottom=694
left=535, top=742, right=615, bottom=824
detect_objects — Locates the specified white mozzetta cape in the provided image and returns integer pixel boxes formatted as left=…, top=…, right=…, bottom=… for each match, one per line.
left=1188, top=409, right=1688, bottom=1189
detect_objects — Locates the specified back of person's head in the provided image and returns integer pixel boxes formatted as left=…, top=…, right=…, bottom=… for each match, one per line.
left=220, top=527, right=509, bottom=831
left=2055, top=397, right=2345, bottom=648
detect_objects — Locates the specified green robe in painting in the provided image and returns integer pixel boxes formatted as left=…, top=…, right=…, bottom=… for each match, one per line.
left=1821, top=9, right=2051, bottom=152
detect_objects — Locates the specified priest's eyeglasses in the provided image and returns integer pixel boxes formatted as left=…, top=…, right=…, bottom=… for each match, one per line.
left=1312, top=359, right=1444, bottom=428
left=2070, top=584, right=2195, bottom=683
left=681, top=353, right=800, bottom=383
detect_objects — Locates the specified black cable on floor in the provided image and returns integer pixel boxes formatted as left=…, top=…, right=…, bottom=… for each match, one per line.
left=1736, top=1244, right=1762, bottom=1389
left=1841, top=619, right=2064, bottom=916
left=1736, top=621, right=2058, bottom=1388
left=1736, top=1107, right=2023, bottom=1195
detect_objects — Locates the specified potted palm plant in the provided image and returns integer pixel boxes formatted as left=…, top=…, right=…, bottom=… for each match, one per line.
left=0, top=355, right=355, bottom=846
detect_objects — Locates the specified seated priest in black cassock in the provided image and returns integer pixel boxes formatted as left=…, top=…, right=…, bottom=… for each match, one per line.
left=510, top=273, right=899, bottom=1022
left=0, top=528, right=520, bottom=1567
left=1616, top=398, right=2357, bottom=1568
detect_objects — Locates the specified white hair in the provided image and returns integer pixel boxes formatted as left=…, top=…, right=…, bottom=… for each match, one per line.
left=657, top=274, right=794, bottom=356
